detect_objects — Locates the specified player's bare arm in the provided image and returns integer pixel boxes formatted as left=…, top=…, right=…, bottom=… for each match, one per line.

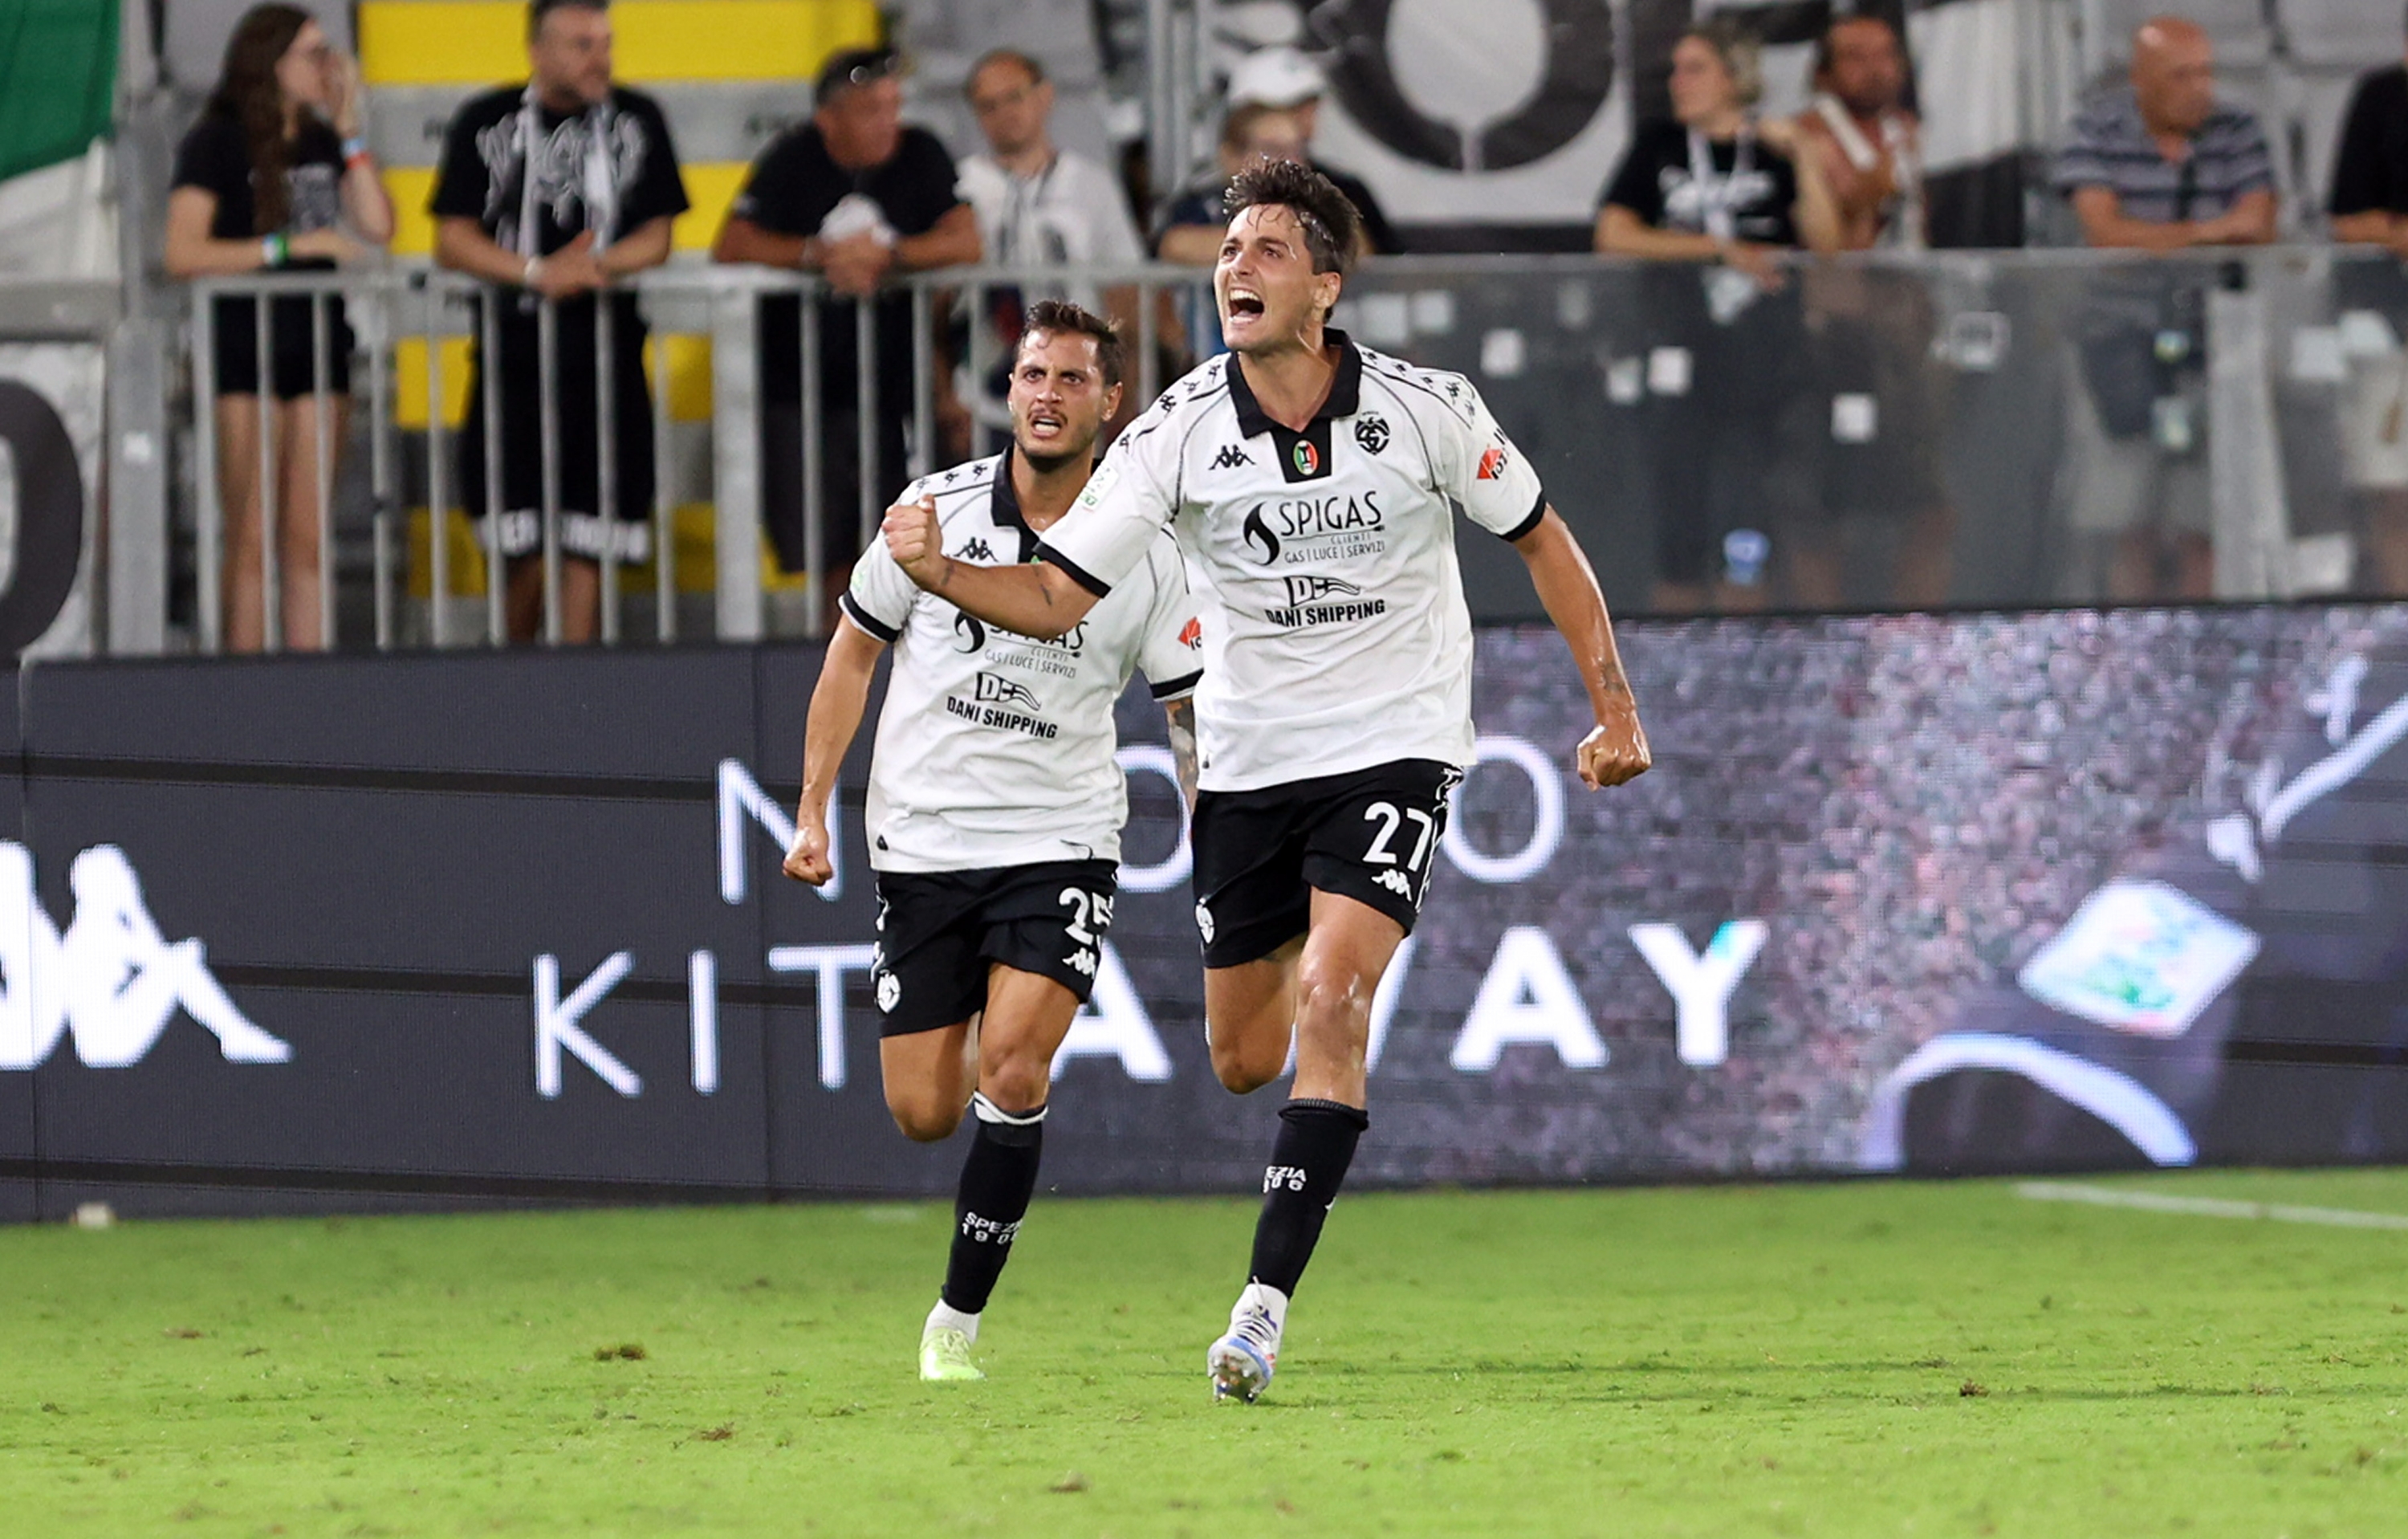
left=1165, top=697, right=1200, bottom=812
left=783, top=617, right=886, bottom=886
left=882, top=496, right=1101, bottom=640
left=1513, top=507, right=1650, bottom=790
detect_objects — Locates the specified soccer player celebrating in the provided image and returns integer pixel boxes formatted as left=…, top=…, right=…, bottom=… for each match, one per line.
left=783, top=300, right=1202, bottom=1382
left=879, top=161, right=1650, bottom=1402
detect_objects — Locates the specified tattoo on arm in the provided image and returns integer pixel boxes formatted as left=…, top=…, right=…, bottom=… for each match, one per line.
left=1165, top=698, right=1200, bottom=812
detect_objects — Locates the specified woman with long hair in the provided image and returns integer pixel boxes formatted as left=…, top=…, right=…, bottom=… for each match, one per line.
left=165, top=5, right=393, bottom=651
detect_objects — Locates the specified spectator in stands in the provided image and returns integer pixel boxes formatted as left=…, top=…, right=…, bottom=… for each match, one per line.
left=2326, top=5, right=2408, bottom=596
left=714, top=47, right=982, bottom=604
left=1784, top=14, right=1954, bottom=609
left=428, top=0, right=688, bottom=643
left=1794, top=14, right=1922, bottom=251
left=165, top=4, right=392, bottom=652
left=1150, top=104, right=1310, bottom=366
left=1223, top=47, right=1399, bottom=254
left=1595, top=18, right=1836, bottom=614
left=1154, top=104, right=1309, bottom=264
left=956, top=48, right=1145, bottom=446
left=2055, top=16, right=2274, bottom=602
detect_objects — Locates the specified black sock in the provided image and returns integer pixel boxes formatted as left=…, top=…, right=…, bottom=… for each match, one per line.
left=940, top=1095, right=1045, bottom=1315
left=1246, top=1098, right=1369, bottom=1298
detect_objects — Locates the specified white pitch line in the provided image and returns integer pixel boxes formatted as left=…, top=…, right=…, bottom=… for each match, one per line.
left=2018, top=1180, right=2408, bottom=1232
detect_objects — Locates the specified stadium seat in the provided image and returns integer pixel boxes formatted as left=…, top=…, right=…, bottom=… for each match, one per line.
left=2276, top=0, right=2404, bottom=71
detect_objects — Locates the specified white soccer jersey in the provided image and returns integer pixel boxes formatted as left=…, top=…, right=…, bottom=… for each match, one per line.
left=1033, top=332, right=1548, bottom=792
left=841, top=449, right=1202, bottom=873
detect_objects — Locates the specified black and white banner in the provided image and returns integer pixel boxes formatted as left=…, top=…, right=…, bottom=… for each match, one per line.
left=1305, top=0, right=2027, bottom=248
left=3, top=603, right=2407, bottom=1219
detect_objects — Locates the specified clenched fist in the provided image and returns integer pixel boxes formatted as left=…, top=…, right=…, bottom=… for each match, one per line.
left=881, top=495, right=947, bottom=591
left=1575, top=695, right=1651, bottom=789
left=782, top=818, right=833, bottom=886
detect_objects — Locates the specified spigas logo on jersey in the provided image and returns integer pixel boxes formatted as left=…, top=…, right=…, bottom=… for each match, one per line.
left=1241, top=492, right=1387, bottom=565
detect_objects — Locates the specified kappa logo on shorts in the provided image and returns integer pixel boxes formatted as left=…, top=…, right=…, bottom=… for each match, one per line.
left=1374, top=868, right=1413, bottom=899
left=1065, top=948, right=1097, bottom=977
left=876, top=971, right=902, bottom=1012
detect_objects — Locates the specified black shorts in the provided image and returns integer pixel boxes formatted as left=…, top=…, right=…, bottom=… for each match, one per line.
left=870, top=858, right=1118, bottom=1036
left=209, top=293, right=355, bottom=399
left=1190, top=759, right=1462, bottom=969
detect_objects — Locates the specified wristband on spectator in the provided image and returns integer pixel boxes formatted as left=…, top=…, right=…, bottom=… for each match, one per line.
left=523, top=255, right=543, bottom=289
left=341, top=136, right=371, bottom=166
left=262, top=233, right=288, bottom=269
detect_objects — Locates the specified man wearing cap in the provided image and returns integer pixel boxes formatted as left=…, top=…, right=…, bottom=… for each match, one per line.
left=714, top=47, right=983, bottom=601
left=1225, top=47, right=1398, bottom=255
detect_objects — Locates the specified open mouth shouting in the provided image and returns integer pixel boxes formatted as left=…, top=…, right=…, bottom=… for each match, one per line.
left=1222, top=284, right=1268, bottom=328
left=1023, top=405, right=1069, bottom=445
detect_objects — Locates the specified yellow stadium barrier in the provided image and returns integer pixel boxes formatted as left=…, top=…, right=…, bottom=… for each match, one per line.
left=358, top=0, right=879, bottom=85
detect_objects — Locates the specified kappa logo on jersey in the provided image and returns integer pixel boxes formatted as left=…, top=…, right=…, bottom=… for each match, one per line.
left=1211, top=443, right=1253, bottom=470
left=1179, top=617, right=1204, bottom=649
left=1354, top=413, right=1390, bottom=454
left=1240, top=494, right=1388, bottom=566
left=1283, top=575, right=1364, bottom=605
left=1477, top=442, right=1511, bottom=480
left=1291, top=440, right=1322, bottom=477
left=953, top=537, right=996, bottom=563
left=954, top=612, right=987, bottom=653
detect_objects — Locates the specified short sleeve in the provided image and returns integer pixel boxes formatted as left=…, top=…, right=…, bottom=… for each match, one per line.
left=1431, top=376, right=1546, bottom=539
left=1033, top=430, right=1179, bottom=595
left=1601, top=135, right=1662, bottom=223
left=838, top=526, right=918, bottom=642
left=1134, top=541, right=1202, bottom=700
left=170, top=118, right=246, bottom=201
left=429, top=101, right=493, bottom=222
left=1084, top=160, right=1145, bottom=265
left=2329, top=75, right=2390, bottom=217
left=2223, top=112, right=2276, bottom=201
left=620, top=100, right=691, bottom=229
left=893, top=132, right=966, bottom=235
left=730, top=132, right=814, bottom=234
left=2052, top=106, right=2117, bottom=197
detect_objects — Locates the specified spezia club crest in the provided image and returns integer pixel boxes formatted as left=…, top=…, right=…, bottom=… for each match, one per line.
left=1194, top=902, right=1216, bottom=944
left=877, top=970, right=902, bottom=1012
left=1354, top=413, right=1389, bottom=454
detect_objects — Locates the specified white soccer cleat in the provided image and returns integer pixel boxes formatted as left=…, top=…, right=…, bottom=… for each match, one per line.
left=1207, top=1282, right=1287, bottom=1403
left=919, top=1324, right=985, bottom=1382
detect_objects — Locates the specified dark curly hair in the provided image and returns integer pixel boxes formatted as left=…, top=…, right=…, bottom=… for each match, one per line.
left=1223, top=158, right=1360, bottom=280
left=1019, top=299, right=1125, bottom=388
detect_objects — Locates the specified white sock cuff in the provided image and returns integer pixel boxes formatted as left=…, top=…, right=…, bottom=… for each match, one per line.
left=927, top=1299, right=980, bottom=1342
left=970, top=1092, right=1047, bottom=1128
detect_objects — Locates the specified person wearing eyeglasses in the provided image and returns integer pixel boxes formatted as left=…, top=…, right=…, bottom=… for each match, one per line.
left=427, top=0, right=690, bottom=642
left=165, top=4, right=394, bottom=652
left=2053, top=15, right=2276, bottom=602
left=714, top=47, right=983, bottom=614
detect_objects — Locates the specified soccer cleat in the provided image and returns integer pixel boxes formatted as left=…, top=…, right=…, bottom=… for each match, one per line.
left=918, top=1325, right=985, bottom=1382
left=1207, top=1283, right=1286, bottom=1403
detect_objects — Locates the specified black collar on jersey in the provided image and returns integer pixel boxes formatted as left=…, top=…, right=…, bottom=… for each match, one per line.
left=1225, top=329, right=1362, bottom=485
left=988, top=443, right=1096, bottom=564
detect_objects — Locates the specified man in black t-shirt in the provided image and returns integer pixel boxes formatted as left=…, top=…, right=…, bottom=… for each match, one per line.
left=712, top=47, right=982, bottom=592
left=2329, top=8, right=2408, bottom=596
left=429, top=0, right=689, bottom=643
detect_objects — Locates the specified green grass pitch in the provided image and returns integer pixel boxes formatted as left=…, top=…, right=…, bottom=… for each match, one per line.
left=7, top=1170, right=2408, bottom=1537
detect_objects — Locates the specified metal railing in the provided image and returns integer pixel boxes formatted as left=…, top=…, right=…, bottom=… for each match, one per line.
left=148, top=246, right=2408, bottom=654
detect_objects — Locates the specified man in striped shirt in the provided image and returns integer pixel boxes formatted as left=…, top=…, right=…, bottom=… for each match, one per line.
left=2053, top=16, right=2276, bottom=600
